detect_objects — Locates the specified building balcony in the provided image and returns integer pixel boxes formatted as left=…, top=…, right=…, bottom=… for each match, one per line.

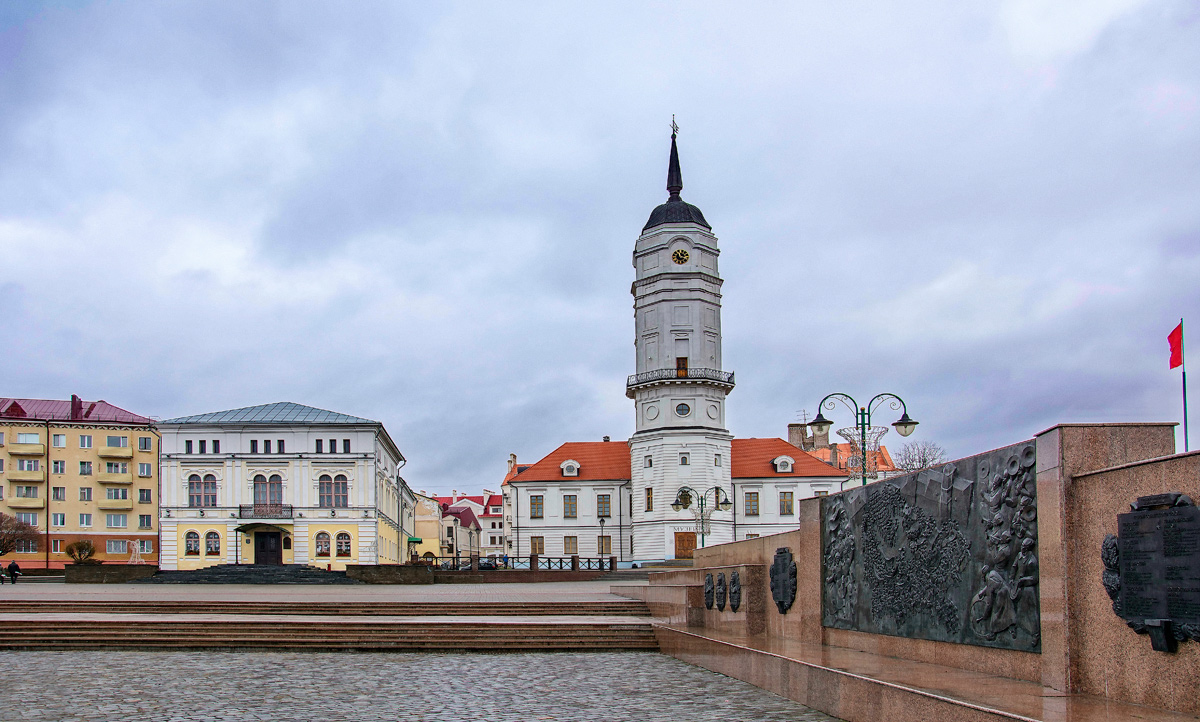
left=97, top=497, right=134, bottom=511
left=7, top=469, right=46, bottom=483
left=7, top=496, right=45, bottom=509
left=98, top=446, right=134, bottom=459
left=239, top=504, right=294, bottom=519
left=8, top=443, right=45, bottom=456
left=98, top=472, right=134, bottom=484
left=625, top=367, right=735, bottom=397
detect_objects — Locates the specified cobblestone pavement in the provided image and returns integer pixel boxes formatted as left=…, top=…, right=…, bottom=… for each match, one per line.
left=7, top=651, right=842, bottom=722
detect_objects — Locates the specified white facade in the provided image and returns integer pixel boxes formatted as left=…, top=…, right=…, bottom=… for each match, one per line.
left=505, top=476, right=630, bottom=559
left=157, top=402, right=415, bottom=570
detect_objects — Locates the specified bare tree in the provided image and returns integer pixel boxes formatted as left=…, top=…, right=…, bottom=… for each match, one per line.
left=0, top=513, right=41, bottom=556
left=895, top=440, right=948, bottom=472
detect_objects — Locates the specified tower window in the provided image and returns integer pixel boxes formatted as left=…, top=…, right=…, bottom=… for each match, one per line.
left=645, top=488, right=653, bottom=512
left=644, top=456, right=652, bottom=468
left=714, top=454, right=721, bottom=467
left=679, top=454, right=689, bottom=466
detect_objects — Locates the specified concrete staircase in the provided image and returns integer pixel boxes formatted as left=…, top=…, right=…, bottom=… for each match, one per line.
left=0, top=619, right=658, bottom=652
left=0, top=598, right=657, bottom=652
left=0, top=599, right=651, bottom=616
left=132, top=564, right=361, bottom=585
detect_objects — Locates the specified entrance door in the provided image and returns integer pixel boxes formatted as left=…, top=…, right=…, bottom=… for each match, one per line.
left=674, top=531, right=697, bottom=559
left=255, top=532, right=282, bottom=565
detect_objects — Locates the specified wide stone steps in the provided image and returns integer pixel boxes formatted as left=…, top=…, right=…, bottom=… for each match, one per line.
left=0, top=620, right=658, bottom=652
left=0, top=600, right=651, bottom=616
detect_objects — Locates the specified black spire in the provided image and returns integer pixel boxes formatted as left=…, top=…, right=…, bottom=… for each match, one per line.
left=667, top=129, right=683, bottom=200
left=642, top=119, right=711, bottom=232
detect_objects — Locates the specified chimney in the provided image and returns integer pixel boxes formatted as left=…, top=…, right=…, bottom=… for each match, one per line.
left=814, top=426, right=830, bottom=449
left=70, top=394, right=83, bottom=421
left=507, top=453, right=517, bottom=473
left=787, top=423, right=813, bottom=451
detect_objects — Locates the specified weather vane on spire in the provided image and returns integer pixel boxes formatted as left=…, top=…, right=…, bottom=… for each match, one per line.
left=671, top=115, right=679, bottom=136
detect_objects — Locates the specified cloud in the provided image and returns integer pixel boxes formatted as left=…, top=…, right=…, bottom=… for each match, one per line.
left=0, top=2, right=1197, bottom=491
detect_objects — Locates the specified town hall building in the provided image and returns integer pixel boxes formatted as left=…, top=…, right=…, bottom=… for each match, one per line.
left=504, top=131, right=845, bottom=564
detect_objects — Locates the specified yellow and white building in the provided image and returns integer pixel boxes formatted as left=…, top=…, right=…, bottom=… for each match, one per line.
left=0, top=396, right=160, bottom=568
left=157, top=402, right=416, bottom=570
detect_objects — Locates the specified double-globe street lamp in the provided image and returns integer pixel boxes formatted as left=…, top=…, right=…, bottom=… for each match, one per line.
left=671, top=485, right=733, bottom=550
left=807, top=392, right=919, bottom=488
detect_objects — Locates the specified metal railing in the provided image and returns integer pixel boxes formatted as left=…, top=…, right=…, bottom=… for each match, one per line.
left=238, top=504, right=294, bottom=519
left=419, top=555, right=612, bottom=571
left=626, top=367, right=735, bottom=388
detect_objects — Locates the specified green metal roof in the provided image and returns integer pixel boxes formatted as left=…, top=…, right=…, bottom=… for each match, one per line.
left=162, top=402, right=377, bottom=426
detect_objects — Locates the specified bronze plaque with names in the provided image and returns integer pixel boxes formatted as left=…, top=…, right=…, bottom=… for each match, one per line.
left=1113, top=493, right=1200, bottom=651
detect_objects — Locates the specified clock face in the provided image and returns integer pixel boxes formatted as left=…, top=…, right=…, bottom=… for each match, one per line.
left=671, top=249, right=690, bottom=265
left=675, top=403, right=691, bottom=417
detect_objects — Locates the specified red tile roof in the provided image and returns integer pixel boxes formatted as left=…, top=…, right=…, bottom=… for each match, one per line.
left=0, top=397, right=151, bottom=424
left=436, top=494, right=505, bottom=516
left=442, top=506, right=481, bottom=530
left=806, top=444, right=896, bottom=474
left=508, top=442, right=631, bottom=482
left=503, top=464, right=532, bottom=484
left=731, top=438, right=847, bottom=479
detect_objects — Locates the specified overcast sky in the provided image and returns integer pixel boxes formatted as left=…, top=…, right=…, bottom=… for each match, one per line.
left=1, top=2, right=1197, bottom=493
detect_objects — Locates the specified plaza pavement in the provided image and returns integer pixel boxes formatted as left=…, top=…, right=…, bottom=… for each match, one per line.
left=6, top=650, right=842, bottom=722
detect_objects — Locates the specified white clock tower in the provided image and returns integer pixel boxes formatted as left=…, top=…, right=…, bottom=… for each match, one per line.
left=628, top=129, right=735, bottom=561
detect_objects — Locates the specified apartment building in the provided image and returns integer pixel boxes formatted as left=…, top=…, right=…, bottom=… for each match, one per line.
left=0, top=396, right=159, bottom=568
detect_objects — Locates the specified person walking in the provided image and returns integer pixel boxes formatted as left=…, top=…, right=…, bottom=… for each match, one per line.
left=6, top=560, right=19, bottom=584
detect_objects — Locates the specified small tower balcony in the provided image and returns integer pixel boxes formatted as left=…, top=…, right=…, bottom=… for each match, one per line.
left=626, top=367, right=735, bottom=397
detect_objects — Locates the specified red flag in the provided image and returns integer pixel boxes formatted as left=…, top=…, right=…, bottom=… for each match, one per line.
left=1169, top=322, right=1184, bottom=369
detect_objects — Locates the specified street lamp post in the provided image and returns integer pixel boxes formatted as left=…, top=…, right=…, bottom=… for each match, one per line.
left=807, top=392, right=918, bottom=487
left=671, top=485, right=733, bottom=549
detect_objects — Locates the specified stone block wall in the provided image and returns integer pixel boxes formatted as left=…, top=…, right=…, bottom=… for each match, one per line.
left=64, top=564, right=158, bottom=583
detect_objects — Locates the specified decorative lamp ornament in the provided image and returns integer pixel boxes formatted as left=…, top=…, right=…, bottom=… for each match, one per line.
left=892, top=413, right=919, bottom=437
left=808, top=412, right=833, bottom=437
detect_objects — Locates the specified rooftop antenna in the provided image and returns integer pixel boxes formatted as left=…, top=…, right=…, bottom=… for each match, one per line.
left=795, top=410, right=810, bottom=424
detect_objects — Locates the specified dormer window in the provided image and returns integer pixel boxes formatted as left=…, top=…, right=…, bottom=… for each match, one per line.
left=560, top=460, right=580, bottom=477
left=772, top=455, right=795, bottom=473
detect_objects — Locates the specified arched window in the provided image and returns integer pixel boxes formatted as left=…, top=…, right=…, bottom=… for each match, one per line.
left=315, top=532, right=331, bottom=557
left=205, top=531, right=220, bottom=555
left=185, top=531, right=200, bottom=555
left=253, top=474, right=283, bottom=507
left=333, top=475, right=348, bottom=508
left=187, top=475, right=203, bottom=507
left=202, top=474, right=217, bottom=507
left=318, top=474, right=333, bottom=507
left=336, top=532, right=352, bottom=557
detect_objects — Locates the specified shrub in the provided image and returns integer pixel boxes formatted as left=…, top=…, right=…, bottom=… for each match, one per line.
left=65, top=539, right=101, bottom=565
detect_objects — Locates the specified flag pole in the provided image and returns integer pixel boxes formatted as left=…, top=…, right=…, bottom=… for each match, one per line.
left=1183, top=318, right=1189, bottom=452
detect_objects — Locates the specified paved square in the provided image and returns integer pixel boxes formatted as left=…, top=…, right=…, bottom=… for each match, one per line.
left=8, top=650, right=841, bottom=721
